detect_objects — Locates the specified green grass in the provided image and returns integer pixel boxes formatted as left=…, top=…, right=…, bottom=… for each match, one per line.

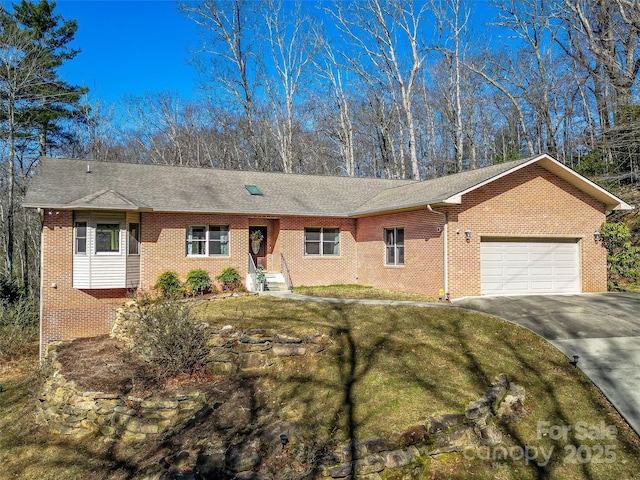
left=293, top=284, right=440, bottom=302
left=2, top=296, right=640, bottom=479
left=194, top=296, right=640, bottom=478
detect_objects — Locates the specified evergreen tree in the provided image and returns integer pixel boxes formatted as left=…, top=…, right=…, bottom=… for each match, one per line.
left=0, top=0, right=86, bottom=281
left=1, top=0, right=87, bottom=156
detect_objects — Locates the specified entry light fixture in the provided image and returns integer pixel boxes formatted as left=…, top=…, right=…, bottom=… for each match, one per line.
left=464, top=229, right=472, bottom=241
left=593, top=231, right=602, bottom=242
left=280, top=434, right=289, bottom=449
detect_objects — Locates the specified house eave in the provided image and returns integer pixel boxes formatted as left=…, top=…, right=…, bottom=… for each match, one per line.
left=350, top=201, right=458, bottom=218
left=442, top=154, right=633, bottom=212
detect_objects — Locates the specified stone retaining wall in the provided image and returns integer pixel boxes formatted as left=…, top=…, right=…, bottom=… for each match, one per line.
left=111, top=302, right=332, bottom=374
left=36, top=341, right=207, bottom=442
left=318, top=373, right=526, bottom=479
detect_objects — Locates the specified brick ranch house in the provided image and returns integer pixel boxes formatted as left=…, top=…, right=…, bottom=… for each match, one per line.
left=24, top=154, right=631, bottom=357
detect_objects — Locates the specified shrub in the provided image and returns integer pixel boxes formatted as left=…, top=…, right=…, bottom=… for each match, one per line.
left=125, top=301, right=210, bottom=379
left=0, top=275, right=24, bottom=303
left=0, top=297, right=39, bottom=359
left=184, top=269, right=214, bottom=296
left=154, top=271, right=182, bottom=298
left=216, top=266, right=243, bottom=292
left=601, top=222, right=640, bottom=289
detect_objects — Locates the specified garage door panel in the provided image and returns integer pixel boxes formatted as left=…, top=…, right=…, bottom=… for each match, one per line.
left=481, top=240, right=579, bottom=295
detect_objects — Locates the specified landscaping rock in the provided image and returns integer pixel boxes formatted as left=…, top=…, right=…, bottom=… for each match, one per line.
left=272, top=344, right=306, bottom=356
left=273, top=333, right=303, bottom=344
left=384, top=446, right=420, bottom=469
left=429, top=425, right=478, bottom=454
left=426, top=413, right=466, bottom=434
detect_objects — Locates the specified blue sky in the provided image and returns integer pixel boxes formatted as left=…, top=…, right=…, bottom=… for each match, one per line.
left=54, top=1, right=201, bottom=103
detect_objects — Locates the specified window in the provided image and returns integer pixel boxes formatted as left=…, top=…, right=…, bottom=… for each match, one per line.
left=96, top=224, right=120, bottom=253
left=385, top=227, right=404, bottom=265
left=74, top=221, right=87, bottom=254
left=305, top=227, right=340, bottom=256
left=209, top=225, right=229, bottom=255
left=128, top=223, right=140, bottom=255
left=186, top=225, right=229, bottom=256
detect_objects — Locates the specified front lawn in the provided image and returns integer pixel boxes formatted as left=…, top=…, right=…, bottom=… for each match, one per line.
left=1, top=296, right=639, bottom=479
left=293, top=284, right=440, bottom=302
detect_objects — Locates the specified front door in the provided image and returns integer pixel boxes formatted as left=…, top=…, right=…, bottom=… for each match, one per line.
left=249, top=226, right=268, bottom=269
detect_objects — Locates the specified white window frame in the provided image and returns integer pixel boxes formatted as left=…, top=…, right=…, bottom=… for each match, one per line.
left=74, top=221, right=87, bottom=255
left=95, top=223, right=121, bottom=254
left=384, top=227, right=404, bottom=266
left=186, top=225, right=230, bottom=257
left=304, top=227, right=340, bottom=256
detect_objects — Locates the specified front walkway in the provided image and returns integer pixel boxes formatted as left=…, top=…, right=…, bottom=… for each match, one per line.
left=260, top=290, right=452, bottom=309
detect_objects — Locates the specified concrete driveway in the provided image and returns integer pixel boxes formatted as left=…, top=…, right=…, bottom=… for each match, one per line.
left=454, top=293, right=640, bottom=437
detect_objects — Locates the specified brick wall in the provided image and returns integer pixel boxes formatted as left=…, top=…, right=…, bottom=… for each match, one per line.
left=37, top=164, right=609, bottom=354
left=356, top=210, right=445, bottom=297
left=40, top=210, right=128, bottom=356
left=444, top=164, right=607, bottom=298
left=274, top=217, right=358, bottom=286
left=140, top=214, right=358, bottom=289
left=140, top=213, right=251, bottom=290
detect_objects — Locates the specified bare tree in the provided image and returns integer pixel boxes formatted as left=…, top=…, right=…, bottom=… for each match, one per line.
left=330, top=0, right=428, bottom=179
left=0, top=25, right=50, bottom=278
left=180, top=0, right=266, bottom=170
left=262, top=0, right=316, bottom=173
left=313, top=33, right=357, bottom=176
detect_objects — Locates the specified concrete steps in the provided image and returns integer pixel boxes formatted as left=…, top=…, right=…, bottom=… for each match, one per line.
left=264, top=272, right=289, bottom=292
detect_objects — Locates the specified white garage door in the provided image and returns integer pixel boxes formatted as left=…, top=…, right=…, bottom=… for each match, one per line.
left=481, top=240, right=580, bottom=295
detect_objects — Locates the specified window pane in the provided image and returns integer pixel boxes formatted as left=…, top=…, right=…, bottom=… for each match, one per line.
left=386, top=246, right=395, bottom=264
left=128, top=223, right=140, bottom=255
left=306, top=242, right=320, bottom=255
left=209, top=225, right=229, bottom=256
left=397, top=246, right=405, bottom=265
left=96, top=224, right=119, bottom=252
left=396, top=228, right=404, bottom=245
left=305, top=228, right=321, bottom=242
left=75, top=221, right=87, bottom=254
left=188, top=226, right=206, bottom=241
left=187, top=226, right=206, bottom=255
left=323, top=228, right=339, bottom=242
left=385, top=229, right=394, bottom=246
left=76, top=238, right=86, bottom=254
left=188, top=240, right=206, bottom=255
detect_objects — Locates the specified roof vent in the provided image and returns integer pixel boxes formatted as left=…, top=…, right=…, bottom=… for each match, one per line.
left=245, top=185, right=263, bottom=195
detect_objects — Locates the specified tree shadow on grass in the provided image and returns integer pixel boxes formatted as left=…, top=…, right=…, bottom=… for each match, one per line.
left=13, top=298, right=640, bottom=479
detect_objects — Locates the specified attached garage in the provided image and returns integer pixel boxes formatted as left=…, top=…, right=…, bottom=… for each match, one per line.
left=480, top=239, right=580, bottom=296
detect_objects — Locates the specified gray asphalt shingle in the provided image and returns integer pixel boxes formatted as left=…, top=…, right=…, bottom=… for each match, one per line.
left=22, top=155, right=546, bottom=216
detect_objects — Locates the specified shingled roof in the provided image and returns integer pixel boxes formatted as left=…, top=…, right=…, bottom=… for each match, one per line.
left=23, top=154, right=632, bottom=216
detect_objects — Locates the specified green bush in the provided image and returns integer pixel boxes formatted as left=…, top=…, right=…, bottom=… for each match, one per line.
left=154, top=271, right=182, bottom=298
left=600, top=222, right=640, bottom=289
left=216, top=266, right=243, bottom=292
left=0, top=275, right=24, bottom=303
left=0, top=297, right=39, bottom=359
left=184, top=269, right=215, bottom=296
left=125, top=301, right=209, bottom=379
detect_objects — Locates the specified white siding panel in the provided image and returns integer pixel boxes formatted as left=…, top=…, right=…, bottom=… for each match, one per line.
left=72, top=255, right=91, bottom=288
left=126, top=257, right=140, bottom=288
left=481, top=240, right=580, bottom=296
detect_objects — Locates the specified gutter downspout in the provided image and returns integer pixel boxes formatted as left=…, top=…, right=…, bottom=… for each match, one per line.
left=37, top=208, right=44, bottom=361
left=427, top=205, right=448, bottom=301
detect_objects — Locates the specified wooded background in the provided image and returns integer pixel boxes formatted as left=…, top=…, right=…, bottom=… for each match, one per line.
left=2, top=0, right=639, bottom=297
